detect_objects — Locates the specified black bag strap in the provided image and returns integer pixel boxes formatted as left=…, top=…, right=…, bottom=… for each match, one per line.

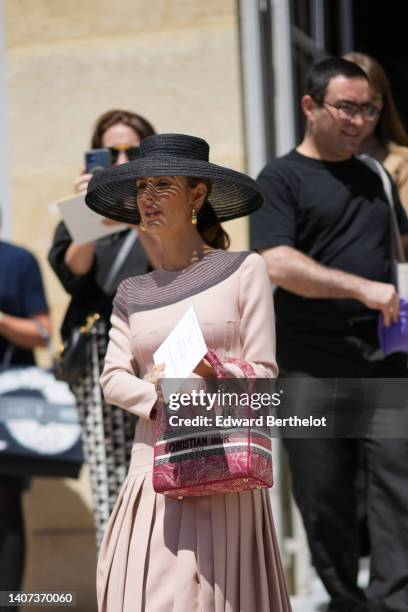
left=102, top=230, right=138, bottom=294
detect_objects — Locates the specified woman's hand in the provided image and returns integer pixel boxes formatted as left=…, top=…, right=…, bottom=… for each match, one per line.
left=140, top=364, right=165, bottom=421
left=146, top=364, right=165, bottom=420
left=74, top=172, right=93, bottom=194
left=149, top=363, right=166, bottom=392
left=193, top=358, right=215, bottom=378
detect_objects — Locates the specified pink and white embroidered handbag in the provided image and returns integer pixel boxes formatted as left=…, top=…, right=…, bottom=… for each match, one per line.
left=152, top=350, right=273, bottom=499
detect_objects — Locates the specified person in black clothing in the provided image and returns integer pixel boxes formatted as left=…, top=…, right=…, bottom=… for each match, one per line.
left=48, top=110, right=161, bottom=546
left=250, top=58, right=408, bottom=612
left=0, top=213, right=51, bottom=606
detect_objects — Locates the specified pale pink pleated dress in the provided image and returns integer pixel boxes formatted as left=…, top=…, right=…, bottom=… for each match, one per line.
left=97, top=250, right=292, bottom=612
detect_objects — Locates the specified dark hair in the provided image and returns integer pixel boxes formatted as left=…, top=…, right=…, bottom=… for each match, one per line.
left=343, top=52, right=408, bottom=148
left=304, top=57, right=369, bottom=105
left=186, top=177, right=230, bottom=250
left=91, top=109, right=156, bottom=148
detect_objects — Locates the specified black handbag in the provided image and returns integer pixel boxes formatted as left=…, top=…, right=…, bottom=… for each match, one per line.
left=54, top=313, right=101, bottom=385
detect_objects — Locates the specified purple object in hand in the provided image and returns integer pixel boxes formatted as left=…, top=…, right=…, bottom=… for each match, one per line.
left=378, top=298, right=408, bottom=355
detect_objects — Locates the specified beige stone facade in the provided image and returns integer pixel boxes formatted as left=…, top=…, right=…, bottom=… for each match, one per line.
left=3, top=1, right=246, bottom=608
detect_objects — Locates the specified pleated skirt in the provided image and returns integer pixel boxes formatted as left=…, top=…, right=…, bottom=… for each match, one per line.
left=97, top=434, right=292, bottom=612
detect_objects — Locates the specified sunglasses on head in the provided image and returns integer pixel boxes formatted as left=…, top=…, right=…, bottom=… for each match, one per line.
left=108, top=145, right=140, bottom=163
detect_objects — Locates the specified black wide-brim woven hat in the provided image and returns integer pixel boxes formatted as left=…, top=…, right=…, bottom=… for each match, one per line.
left=85, top=133, right=263, bottom=225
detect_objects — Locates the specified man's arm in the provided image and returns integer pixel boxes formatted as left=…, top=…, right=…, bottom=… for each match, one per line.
left=0, top=312, right=51, bottom=349
left=1, top=248, right=51, bottom=349
left=261, top=245, right=399, bottom=327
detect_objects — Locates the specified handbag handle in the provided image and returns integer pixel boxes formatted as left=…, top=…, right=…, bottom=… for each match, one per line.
left=204, top=351, right=256, bottom=410
left=205, top=350, right=226, bottom=378
left=205, top=350, right=256, bottom=379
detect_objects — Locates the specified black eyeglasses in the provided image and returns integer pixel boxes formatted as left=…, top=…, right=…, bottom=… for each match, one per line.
left=322, top=100, right=380, bottom=121
left=108, top=145, right=140, bottom=164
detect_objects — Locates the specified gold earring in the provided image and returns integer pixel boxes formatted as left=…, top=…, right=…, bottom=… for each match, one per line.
left=139, top=222, right=146, bottom=232
left=192, top=209, right=197, bottom=225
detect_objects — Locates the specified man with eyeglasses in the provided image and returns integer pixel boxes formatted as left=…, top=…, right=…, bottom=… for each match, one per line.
left=251, top=58, right=408, bottom=612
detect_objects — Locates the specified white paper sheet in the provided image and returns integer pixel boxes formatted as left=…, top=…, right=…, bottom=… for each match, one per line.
left=54, top=194, right=128, bottom=244
left=153, top=305, right=207, bottom=401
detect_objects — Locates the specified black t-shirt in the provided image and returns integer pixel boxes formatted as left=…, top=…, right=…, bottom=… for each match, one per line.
left=250, top=149, right=408, bottom=331
left=0, top=241, right=48, bottom=365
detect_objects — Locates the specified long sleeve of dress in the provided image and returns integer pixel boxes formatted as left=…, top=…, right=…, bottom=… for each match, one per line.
left=100, top=282, right=157, bottom=419
left=222, top=253, right=278, bottom=379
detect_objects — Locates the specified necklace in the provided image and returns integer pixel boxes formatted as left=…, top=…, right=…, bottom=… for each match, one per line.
left=161, top=248, right=216, bottom=272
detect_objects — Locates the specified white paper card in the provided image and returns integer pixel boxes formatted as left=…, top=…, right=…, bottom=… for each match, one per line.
left=153, top=305, right=207, bottom=401
left=54, top=194, right=128, bottom=244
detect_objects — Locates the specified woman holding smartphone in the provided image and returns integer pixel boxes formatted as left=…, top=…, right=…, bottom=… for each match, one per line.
left=48, top=109, right=160, bottom=547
